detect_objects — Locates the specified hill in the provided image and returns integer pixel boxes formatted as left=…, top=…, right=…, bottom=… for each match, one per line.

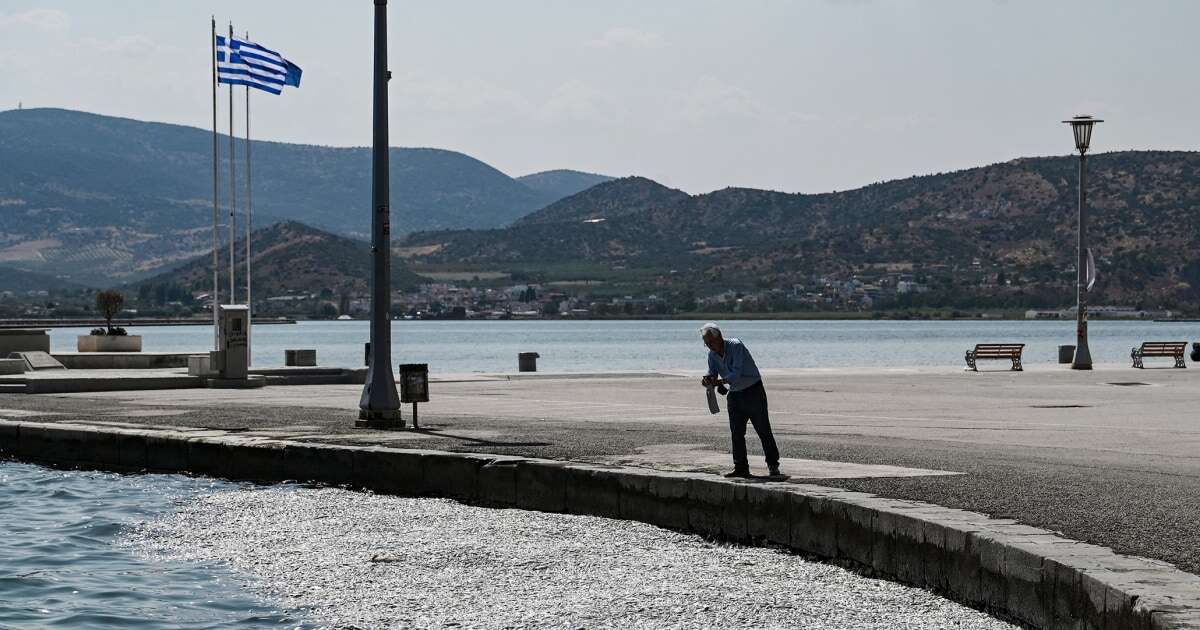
left=0, top=265, right=86, bottom=293
left=401, top=151, right=1200, bottom=309
left=515, top=176, right=689, bottom=226
left=138, top=221, right=427, bottom=298
left=0, top=108, right=592, bottom=285
left=516, top=169, right=614, bottom=200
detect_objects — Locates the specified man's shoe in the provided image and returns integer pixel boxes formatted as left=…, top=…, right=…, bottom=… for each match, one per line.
left=767, top=466, right=784, bottom=478
left=723, top=469, right=752, bottom=479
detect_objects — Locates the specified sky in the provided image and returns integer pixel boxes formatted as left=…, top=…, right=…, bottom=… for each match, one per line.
left=1, top=1, right=1198, bottom=194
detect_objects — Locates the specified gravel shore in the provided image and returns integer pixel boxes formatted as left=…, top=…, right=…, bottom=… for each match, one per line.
left=127, top=484, right=1015, bottom=629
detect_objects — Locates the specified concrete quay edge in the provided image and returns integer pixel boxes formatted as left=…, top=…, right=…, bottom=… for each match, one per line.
left=51, top=352, right=203, bottom=370
left=0, top=367, right=366, bottom=394
left=16, top=375, right=204, bottom=394
left=0, top=418, right=1197, bottom=630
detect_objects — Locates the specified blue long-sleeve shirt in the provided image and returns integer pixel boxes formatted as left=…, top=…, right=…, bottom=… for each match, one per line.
left=706, top=337, right=762, bottom=392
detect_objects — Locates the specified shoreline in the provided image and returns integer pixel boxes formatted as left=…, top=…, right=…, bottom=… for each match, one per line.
left=7, top=315, right=1198, bottom=327
left=389, top=312, right=1200, bottom=322
left=0, top=318, right=296, bottom=329
left=2, top=419, right=1196, bottom=628
left=5, top=364, right=1200, bottom=626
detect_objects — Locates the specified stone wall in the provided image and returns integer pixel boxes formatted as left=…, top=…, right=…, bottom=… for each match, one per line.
left=1, top=419, right=1197, bottom=629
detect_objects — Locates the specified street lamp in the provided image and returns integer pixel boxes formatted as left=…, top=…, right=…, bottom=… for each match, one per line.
left=1062, top=115, right=1102, bottom=370
left=358, top=0, right=402, bottom=427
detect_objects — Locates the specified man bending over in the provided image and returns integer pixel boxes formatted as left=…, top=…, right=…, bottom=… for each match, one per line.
left=700, top=323, right=782, bottom=479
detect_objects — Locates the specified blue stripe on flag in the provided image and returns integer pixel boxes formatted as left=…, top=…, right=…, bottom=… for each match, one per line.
left=238, top=50, right=285, bottom=70
left=236, top=58, right=286, bottom=78
left=226, top=55, right=285, bottom=78
left=219, top=70, right=285, bottom=86
left=218, top=77, right=283, bottom=95
left=238, top=40, right=282, bottom=58
left=216, top=76, right=283, bottom=95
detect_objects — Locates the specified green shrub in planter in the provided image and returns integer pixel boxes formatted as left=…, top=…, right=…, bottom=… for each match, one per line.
left=88, top=327, right=128, bottom=336
left=94, top=290, right=125, bottom=334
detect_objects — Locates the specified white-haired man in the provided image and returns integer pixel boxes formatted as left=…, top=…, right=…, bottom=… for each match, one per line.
left=700, top=323, right=782, bottom=479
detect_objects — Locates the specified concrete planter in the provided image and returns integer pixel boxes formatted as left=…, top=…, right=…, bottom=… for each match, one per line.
left=0, top=329, right=50, bottom=355
left=76, top=335, right=143, bottom=352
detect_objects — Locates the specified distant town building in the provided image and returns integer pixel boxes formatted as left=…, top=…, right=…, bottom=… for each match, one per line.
left=1025, top=306, right=1173, bottom=320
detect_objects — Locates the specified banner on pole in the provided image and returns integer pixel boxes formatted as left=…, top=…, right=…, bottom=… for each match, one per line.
left=1086, top=248, right=1097, bottom=292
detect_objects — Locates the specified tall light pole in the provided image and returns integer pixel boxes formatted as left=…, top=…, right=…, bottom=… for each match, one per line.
left=1063, top=115, right=1102, bottom=370
left=358, top=0, right=402, bottom=427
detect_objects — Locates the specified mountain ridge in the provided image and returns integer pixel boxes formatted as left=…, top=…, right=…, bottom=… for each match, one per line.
left=516, top=169, right=615, bottom=201
left=515, top=176, right=690, bottom=226
left=0, top=107, right=611, bottom=286
left=402, top=150, right=1200, bottom=309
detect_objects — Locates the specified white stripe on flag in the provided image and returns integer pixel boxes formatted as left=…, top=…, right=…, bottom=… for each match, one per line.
left=238, top=48, right=286, bottom=65
left=218, top=62, right=285, bottom=81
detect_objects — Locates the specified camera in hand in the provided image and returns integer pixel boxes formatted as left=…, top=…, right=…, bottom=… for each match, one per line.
left=716, top=384, right=728, bottom=395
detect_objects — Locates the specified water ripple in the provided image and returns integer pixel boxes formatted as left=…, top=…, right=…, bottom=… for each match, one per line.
left=0, top=460, right=304, bottom=629
left=47, top=319, right=1187, bottom=371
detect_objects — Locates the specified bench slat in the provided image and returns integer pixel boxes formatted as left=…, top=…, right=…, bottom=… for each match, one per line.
left=1137, top=341, right=1187, bottom=356
left=973, top=343, right=1024, bottom=359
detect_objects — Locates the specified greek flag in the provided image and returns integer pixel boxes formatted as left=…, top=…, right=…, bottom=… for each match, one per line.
left=216, top=35, right=302, bottom=95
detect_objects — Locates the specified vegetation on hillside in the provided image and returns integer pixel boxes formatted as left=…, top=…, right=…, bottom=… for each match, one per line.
left=0, top=108, right=605, bottom=286
left=403, top=151, right=1200, bottom=310
left=515, top=169, right=615, bottom=201
left=137, top=221, right=427, bottom=300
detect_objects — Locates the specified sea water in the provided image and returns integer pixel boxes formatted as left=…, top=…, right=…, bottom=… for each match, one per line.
left=46, top=319, right=1199, bottom=372
left=2, top=462, right=1016, bottom=629
left=0, top=461, right=301, bottom=629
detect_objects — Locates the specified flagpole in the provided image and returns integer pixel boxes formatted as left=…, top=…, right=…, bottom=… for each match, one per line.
left=210, top=17, right=220, bottom=350
left=227, top=22, right=237, bottom=307
left=245, top=30, right=253, bottom=366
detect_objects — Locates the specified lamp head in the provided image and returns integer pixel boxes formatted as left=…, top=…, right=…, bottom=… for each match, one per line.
left=1062, top=115, right=1103, bottom=154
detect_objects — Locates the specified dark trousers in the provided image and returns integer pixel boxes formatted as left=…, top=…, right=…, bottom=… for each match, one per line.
left=727, top=380, right=780, bottom=470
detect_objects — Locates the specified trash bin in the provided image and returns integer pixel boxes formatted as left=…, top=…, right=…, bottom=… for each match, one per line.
left=518, top=352, right=539, bottom=372
left=285, top=349, right=317, bottom=367
left=1058, top=345, right=1075, bottom=364
left=1191, top=342, right=1200, bottom=362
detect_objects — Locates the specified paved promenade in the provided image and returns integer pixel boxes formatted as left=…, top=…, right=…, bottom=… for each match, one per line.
left=2, top=362, right=1199, bottom=575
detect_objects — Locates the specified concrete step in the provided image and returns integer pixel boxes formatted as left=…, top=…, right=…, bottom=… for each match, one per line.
left=0, top=384, right=28, bottom=394
left=9, top=351, right=65, bottom=370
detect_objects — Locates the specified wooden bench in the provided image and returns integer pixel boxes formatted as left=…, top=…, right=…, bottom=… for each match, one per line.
left=965, top=343, right=1024, bottom=371
left=1131, top=341, right=1187, bottom=369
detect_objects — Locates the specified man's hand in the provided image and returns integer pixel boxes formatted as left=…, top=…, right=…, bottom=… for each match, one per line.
left=701, top=375, right=722, bottom=388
